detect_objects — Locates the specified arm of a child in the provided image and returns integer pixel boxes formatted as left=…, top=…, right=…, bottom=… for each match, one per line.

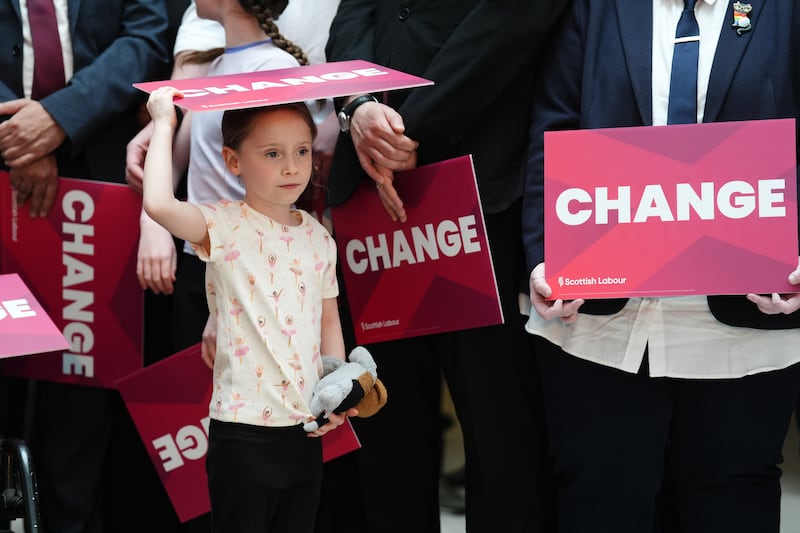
left=319, top=297, right=346, bottom=361
left=306, top=296, right=355, bottom=437
left=142, top=87, right=207, bottom=246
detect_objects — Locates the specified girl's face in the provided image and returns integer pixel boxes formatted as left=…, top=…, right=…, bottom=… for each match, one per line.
left=223, top=109, right=314, bottom=215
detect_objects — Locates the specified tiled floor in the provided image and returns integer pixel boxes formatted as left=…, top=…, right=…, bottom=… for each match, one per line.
left=440, top=413, right=800, bottom=533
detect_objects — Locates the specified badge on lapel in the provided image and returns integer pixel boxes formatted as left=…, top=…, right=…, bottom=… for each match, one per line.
left=731, top=2, right=752, bottom=35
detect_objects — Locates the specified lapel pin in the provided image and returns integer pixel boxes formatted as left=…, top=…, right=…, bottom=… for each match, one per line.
left=731, top=2, right=753, bottom=35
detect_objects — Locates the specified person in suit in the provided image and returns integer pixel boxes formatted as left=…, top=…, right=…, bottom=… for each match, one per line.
left=523, top=1, right=800, bottom=532
left=0, top=1, right=170, bottom=531
left=323, top=1, right=570, bottom=532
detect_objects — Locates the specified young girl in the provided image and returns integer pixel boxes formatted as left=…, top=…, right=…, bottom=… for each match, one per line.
left=143, top=86, right=350, bottom=533
left=135, top=0, right=309, bottom=356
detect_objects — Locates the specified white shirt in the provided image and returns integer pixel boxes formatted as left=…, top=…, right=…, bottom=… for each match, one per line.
left=524, top=0, right=800, bottom=379
left=173, top=0, right=340, bottom=66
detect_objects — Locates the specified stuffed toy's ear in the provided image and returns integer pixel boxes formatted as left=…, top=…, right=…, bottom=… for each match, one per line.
left=320, top=355, right=345, bottom=377
left=354, top=377, right=387, bottom=417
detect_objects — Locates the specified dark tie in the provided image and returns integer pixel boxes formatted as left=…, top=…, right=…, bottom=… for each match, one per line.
left=28, top=0, right=66, bottom=100
left=667, top=0, right=699, bottom=125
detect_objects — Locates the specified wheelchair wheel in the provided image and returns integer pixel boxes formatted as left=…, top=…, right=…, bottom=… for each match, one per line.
left=0, top=438, right=41, bottom=533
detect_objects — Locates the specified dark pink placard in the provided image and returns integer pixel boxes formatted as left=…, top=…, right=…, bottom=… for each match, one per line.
left=0, top=175, right=144, bottom=387
left=134, top=60, right=433, bottom=112
left=544, top=119, right=798, bottom=299
left=0, top=273, right=68, bottom=358
left=331, top=155, right=503, bottom=344
left=116, top=343, right=361, bottom=523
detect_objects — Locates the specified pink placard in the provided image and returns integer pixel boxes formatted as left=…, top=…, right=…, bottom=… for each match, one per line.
left=331, top=155, right=504, bottom=344
left=0, top=175, right=144, bottom=387
left=134, top=60, right=433, bottom=112
left=0, top=273, right=68, bottom=358
left=544, top=119, right=799, bottom=299
left=116, top=343, right=361, bottom=523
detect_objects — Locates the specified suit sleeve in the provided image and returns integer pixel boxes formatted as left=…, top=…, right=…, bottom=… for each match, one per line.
left=522, top=1, right=586, bottom=272
left=41, top=0, right=170, bottom=156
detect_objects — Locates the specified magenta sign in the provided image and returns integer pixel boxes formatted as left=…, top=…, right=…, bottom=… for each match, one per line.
left=544, top=119, right=798, bottom=299
left=332, top=155, right=503, bottom=344
left=134, top=60, right=433, bottom=112
left=0, top=273, right=68, bottom=358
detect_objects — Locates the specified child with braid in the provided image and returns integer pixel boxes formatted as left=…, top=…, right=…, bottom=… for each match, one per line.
left=135, top=0, right=311, bottom=357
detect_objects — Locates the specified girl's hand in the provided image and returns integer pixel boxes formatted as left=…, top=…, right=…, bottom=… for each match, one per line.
left=306, top=408, right=358, bottom=438
left=529, top=262, right=584, bottom=324
left=146, top=86, right=183, bottom=127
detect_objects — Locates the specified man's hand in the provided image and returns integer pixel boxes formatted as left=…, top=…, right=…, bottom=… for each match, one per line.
left=126, top=121, right=155, bottom=193
left=0, top=99, right=66, bottom=166
left=374, top=171, right=407, bottom=222
left=9, top=155, right=59, bottom=218
left=136, top=212, right=177, bottom=294
left=349, top=102, right=418, bottom=222
left=529, top=263, right=584, bottom=323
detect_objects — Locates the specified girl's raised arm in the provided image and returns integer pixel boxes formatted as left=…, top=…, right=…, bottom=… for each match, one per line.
left=142, top=87, right=208, bottom=246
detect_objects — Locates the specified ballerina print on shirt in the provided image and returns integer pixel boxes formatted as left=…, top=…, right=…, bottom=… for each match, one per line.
left=279, top=224, right=294, bottom=251
left=234, top=333, right=249, bottom=364
left=248, top=272, right=256, bottom=301
left=229, top=295, right=244, bottom=326
left=228, top=392, right=246, bottom=422
left=281, top=314, right=296, bottom=346
left=224, top=241, right=240, bottom=269
left=255, top=363, right=264, bottom=395
left=267, top=251, right=278, bottom=285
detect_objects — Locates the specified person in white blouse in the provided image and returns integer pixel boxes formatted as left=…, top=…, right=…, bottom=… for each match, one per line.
left=523, top=1, right=800, bottom=532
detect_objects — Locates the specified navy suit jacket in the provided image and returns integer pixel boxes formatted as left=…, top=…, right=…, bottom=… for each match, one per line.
left=0, top=0, right=170, bottom=181
left=523, top=0, right=800, bottom=328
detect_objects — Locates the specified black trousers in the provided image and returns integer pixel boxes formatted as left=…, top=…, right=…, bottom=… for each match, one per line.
left=534, top=336, right=800, bottom=533
left=331, top=199, right=555, bottom=533
left=207, top=420, right=323, bottom=533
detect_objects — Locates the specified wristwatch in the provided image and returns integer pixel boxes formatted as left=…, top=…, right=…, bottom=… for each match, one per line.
left=337, top=95, right=379, bottom=133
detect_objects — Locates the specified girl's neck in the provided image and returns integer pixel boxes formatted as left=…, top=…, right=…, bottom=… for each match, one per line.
left=223, top=11, right=269, bottom=48
left=245, top=197, right=301, bottom=227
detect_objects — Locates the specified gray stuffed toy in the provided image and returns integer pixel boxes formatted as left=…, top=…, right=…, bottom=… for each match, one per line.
left=303, top=346, right=388, bottom=432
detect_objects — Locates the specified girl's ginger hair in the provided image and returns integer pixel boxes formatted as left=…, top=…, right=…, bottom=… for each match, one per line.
left=180, top=0, right=309, bottom=67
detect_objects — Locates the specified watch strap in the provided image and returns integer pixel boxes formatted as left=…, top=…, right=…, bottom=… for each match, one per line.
left=338, top=94, right=379, bottom=132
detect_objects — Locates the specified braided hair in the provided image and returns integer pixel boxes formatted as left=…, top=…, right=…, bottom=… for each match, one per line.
left=180, top=0, right=308, bottom=67
left=241, top=0, right=309, bottom=65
